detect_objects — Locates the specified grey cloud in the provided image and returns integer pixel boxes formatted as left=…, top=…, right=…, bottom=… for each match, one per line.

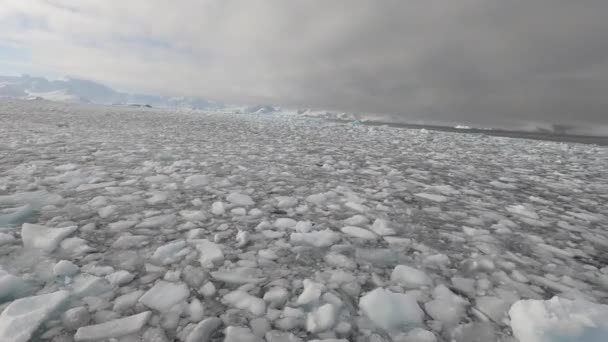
left=2, top=0, right=608, bottom=128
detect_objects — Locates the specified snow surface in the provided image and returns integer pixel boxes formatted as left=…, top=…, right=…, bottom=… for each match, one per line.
left=0, top=99, right=607, bottom=341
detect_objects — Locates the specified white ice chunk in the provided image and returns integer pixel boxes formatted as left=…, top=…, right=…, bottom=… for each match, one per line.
left=506, top=204, right=539, bottom=220
left=236, top=230, right=250, bottom=248
left=274, top=218, right=297, bottom=230
left=290, top=229, right=340, bottom=248
left=391, top=265, right=433, bottom=289
left=188, top=298, right=205, bottom=322
left=341, top=226, right=377, bottom=240
left=344, top=201, right=369, bottom=213
left=139, top=281, right=189, bottom=311
left=105, top=270, right=135, bottom=286
left=294, top=221, right=312, bottom=233
left=98, top=205, right=117, bottom=218
left=113, top=290, right=144, bottom=312
left=227, top=192, right=255, bottom=206
left=180, top=210, right=207, bottom=222
left=74, top=311, right=151, bottom=341
left=424, top=285, right=468, bottom=326
left=152, top=240, right=188, bottom=265
left=0, top=269, right=28, bottom=300
left=146, top=192, right=167, bottom=205
left=192, top=239, right=224, bottom=267
left=60, top=237, right=95, bottom=256
left=21, top=223, right=77, bottom=253
left=0, top=290, right=70, bottom=342
left=145, top=175, right=169, bottom=183
left=185, top=317, right=222, bottom=342
left=324, top=252, right=356, bottom=269
left=359, top=288, right=424, bottom=331
left=263, top=287, right=289, bottom=307
left=296, top=279, right=325, bottom=306
left=111, top=235, right=147, bottom=249
left=370, top=219, right=396, bottom=236
left=0, top=233, right=15, bottom=246
left=71, top=274, right=112, bottom=297
left=415, top=193, right=448, bottom=202
left=211, top=201, right=226, bottom=215
left=211, top=268, right=266, bottom=284
left=306, top=303, right=337, bottom=333
left=136, top=214, right=177, bottom=228
left=509, top=296, right=608, bottom=342
left=398, top=328, right=437, bottom=342
left=224, top=326, right=263, bottom=342
left=184, top=174, right=210, bottom=187
left=344, top=215, right=369, bottom=226
left=108, top=220, right=137, bottom=231
left=223, top=290, right=266, bottom=316
left=276, top=196, right=298, bottom=208
left=53, top=260, right=79, bottom=277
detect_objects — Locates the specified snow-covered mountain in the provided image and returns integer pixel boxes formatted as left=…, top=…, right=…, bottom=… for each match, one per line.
left=0, top=74, right=223, bottom=110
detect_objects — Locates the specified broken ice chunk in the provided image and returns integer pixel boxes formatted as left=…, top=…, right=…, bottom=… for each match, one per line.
left=224, top=326, right=263, bottom=342
left=151, top=240, right=188, bottom=265
left=369, top=219, right=396, bottom=236
left=296, top=279, right=325, bottom=306
left=415, top=193, right=448, bottom=202
left=223, top=290, right=266, bottom=316
left=290, top=229, right=340, bottom=248
left=139, top=281, right=189, bottom=311
left=424, top=285, right=468, bottom=326
left=341, top=226, right=377, bottom=240
left=184, top=174, right=210, bottom=187
left=227, top=192, right=255, bottom=206
left=136, top=214, right=177, bottom=228
left=210, top=267, right=266, bottom=284
left=359, top=288, right=424, bottom=331
left=509, top=296, right=608, bottom=342
left=192, top=239, right=224, bottom=267
left=0, top=290, right=70, bottom=342
left=306, top=303, right=337, bottom=333
left=391, top=265, right=433, bottom=289
left=185, top=317, right=222, bottom=342
left=21, top=223, right=77, bottom=253
left=274, top=218, right=297, bottom=230
left=74, top=311, right=151, bottom=341
left=53, top=260, right=79, bottom=277
left=276, top=196, right=298, bottom=208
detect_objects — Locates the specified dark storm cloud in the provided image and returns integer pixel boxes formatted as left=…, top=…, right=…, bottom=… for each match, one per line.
left=2, top=1, right=608, bottom=128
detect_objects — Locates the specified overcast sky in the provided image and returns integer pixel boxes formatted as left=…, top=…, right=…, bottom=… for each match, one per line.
left=1, top=1, right=607, bottom=128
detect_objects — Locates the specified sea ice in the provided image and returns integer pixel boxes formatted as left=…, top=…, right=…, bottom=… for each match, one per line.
left=227, top=192, right=255, bottom=206
left=184, top=174, right=210, bottom=187
left=391, top=265, right=433, bottom=289
left=509, top=296, right=608, bottom=342
left=139, top=281, right=189, bottom=311
left=370, top=218, right=396, bottom=236
left=341, top=226, right=377, bottom=240
left=21, top=223, right=77, bottom=253
left=297, top=279, right=325, bottom=306
left=53, top=260, right=79, bottom=277
left=0, top=290, right=70, bottom=342
left=74, top=311, right=151, bottom=341
left=424, top=285, right=468, bottom=326
left=306, top=303, right=337, bottom=333
left=359, top=288, right=424, bottom=331
left=151, top=240, right=188, bottom=265
left=274, top=218, right=297, bottom=230
left=192, top=239, right=224, bottom=267
left=223, top=290, right=266, bottom=316
left=290, top=229, right=340, bottom=248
